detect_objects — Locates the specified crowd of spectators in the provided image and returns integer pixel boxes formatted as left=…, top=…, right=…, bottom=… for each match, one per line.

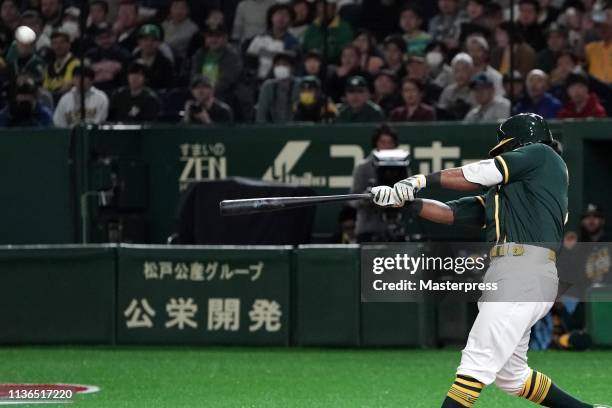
left=0, top=0, right=611, bottom=127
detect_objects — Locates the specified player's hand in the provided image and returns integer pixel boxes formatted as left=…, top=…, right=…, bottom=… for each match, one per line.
left=393, top=174, right=426, bottom=205
left=371, top=186, right=401, bottom=207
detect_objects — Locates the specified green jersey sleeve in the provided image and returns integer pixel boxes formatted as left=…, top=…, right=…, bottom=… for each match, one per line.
left=494, top=144, right=544, bottom=184
left=445, top=196, right=486, bottom=227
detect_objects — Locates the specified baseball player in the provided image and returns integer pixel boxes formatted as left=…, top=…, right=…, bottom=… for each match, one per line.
left=371, top=113, right=608, bottom=407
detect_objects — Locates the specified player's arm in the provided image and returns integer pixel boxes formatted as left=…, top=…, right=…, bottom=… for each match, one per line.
left=372, top=187, right=485, bottom=227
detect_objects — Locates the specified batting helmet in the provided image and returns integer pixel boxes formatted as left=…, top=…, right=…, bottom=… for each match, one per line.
left=489, top=113, right=554, bottom=157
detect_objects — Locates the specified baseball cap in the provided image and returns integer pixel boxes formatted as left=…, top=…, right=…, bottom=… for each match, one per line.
left=191, top=75, right=212, bottom=88
left=407, top=55, right=426, bottom=65
left=565, top=72, right=589, bottom=88
left=375, top=69, right=398, bottom=83
left=503, top=70, right=523, bottom=83
left=204, top=24, right=228, bottom=36
left=470, top=72, right=495, bottom=89
left=73, top=65, right=96, bottom=79
left=128, top=60, right=148, bottom=75
left=138, top=24, right=162, bottom=40
left=300, top=75, right=321, bottom=90
left=93, top=22, right=112, bottom=37
left=582, top=203, right=604, bottom=218
left=346, top=75, right=369, bottom=92
left=15, top=76, right=37, bottom=94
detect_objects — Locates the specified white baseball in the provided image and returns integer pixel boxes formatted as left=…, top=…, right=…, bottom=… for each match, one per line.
left=15, top=26, right=37, bottom=44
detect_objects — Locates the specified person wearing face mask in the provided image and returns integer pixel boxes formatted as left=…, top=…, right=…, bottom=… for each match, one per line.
left=293, top=75, right=337, bottom=123
left=425, top=41, right=453, bottom=90
left=0, top=75, right=53, bottom=127
left=256, top=52, right=300, bottom=123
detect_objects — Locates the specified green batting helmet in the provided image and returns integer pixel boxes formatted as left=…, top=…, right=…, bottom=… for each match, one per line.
left=489, top=113, right=554, bottom=157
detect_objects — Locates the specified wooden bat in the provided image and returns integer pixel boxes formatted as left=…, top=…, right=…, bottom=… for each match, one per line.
left=219, top=193, right=372, bottom=216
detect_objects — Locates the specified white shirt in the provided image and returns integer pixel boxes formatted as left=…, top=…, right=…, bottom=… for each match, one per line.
left=53, top=86, right=109, bottom=127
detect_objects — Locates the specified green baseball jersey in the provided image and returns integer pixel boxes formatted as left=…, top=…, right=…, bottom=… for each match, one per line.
left=335, top=101, right=386, bottom=123
left=447, top=143, right=568, bottom=245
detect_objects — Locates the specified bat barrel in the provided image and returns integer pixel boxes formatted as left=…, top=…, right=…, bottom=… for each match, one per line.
left=219, top=193, right=371, bottom=216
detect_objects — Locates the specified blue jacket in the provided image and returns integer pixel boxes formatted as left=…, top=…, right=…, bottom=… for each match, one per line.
left=0, top=104, right=53, bottom=127
left=512, top=93, right=561, bottom=119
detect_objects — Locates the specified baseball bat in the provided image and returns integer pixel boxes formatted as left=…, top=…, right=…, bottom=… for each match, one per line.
left=220, top=193, right=372, bottom=216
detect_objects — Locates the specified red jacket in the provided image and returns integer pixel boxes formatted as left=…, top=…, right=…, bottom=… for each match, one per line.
left=389, top=103, right=436, bottom=122
left=557, top=93, right=607, bottom=119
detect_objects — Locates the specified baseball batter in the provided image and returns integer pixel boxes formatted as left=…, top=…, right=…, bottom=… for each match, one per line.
left=371, top=113, right=608, bottom=408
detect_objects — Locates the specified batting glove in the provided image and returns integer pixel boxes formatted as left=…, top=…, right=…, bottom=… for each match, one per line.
left=371, top=186, right=400, bottom=207
left=393, top=174, right=426, bottom=205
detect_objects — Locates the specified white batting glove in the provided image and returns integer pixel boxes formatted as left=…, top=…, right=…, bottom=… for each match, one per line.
left=393, top=174, right=426, bottom=205
left=371, top=186, right=400, bottom=207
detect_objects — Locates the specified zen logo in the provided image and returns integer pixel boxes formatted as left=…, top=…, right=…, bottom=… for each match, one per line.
left=178, top=143, right=227, bottom=191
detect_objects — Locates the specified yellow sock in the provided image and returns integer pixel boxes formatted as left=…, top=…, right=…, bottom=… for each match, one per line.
left=446, top=375, right=484, bottom=407
left=518, top=370, right=553, bottom=404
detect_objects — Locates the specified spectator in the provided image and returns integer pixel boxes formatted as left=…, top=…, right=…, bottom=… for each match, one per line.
left=349, top=124, right=400, bottom=242
left=382, top=35, right=407, bottom=80
left=0, top=76, right=52, bottom=126
left=1, top=0, right=20, bottom=42
left=247, top=4, right=300, bottom=81
left=329, top=45, right=365, bottom=102
left=293, top=75, right=337, bottom=122
left=513, top=69, right=561, bottom=118
left=428, top=0, right=467, bottom=51
left=162, top=0, right=199, bottom=59
left=5, top=28, right=46, bottom=85
left=466, top=35, right=505, bottom=96
left=480, top=2, right=504, bottom=42
left=87, top=0, right=108, bottom=30
left=516, top=0, right=546, bottom=52
left=425, top=41, right=453, bottom=89
left=114, top=1, right=140, bottom=52
left=108, top=61, right=161, bottom=123
left=537, top=0, right=560, bottom=27
left=584, top=7, right=612, bottom=84
left=464, top=72, right=510, bottom=122
left=353, top=29, right=380, bottom=70
left=549, top=50, right=582, bottom=99
left=299, top=50, right=326, bottom=84
left=335, top=75, right=385, bottom=123
left=60, top=6, right=81, bottom=41
left=289, top=0, right=312, bottom=42
left=53, top=65, right=109, bottom=127
left=183, top=74, right=233, bottom=125
left=459, top=0, right=490, bottom=44
left=365, top=54, right=385, bottom=78
left=20, top=10, right=50, bottom=54
left=536, top=23, right=568, bottom=74
left=372, top=70, right=402, bottom=116
left=503, top=70, right=525, bottom=101
left=425, top=41, right=453, bottom=90
left=85, top=22, right=131, bottom=93
left=256, top=52, right=299, bottom=123
left=133, top=24, right=174, bottom=89
left=491, top=22, right=536, bottom=77
left=557, top=72, right=607, bottom=118
left=559, top=5, right=598, bottom=58
left=399, top=5, right=431, bottom=57
left=232, top=0, right=276, bottom=45
left=405, top=55, right=442, bottom=104
left=43, top=30, right=80, bottom=99
left=438, top=52, right=476, bottom=120
left=303, top=0, right=353, bottom=64
left=191, top=25, right=242, bottom=106
left=40, top=0, right=63, bottom=39
left=579, top=204, right=608, bottom=243
left=390, top=77, right=436, bottom=122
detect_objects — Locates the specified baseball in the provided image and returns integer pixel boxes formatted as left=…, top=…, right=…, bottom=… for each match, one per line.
left=15, top=25, right=36, bottom=44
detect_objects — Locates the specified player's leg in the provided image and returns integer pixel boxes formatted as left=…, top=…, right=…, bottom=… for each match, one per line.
left=495, top=303, right=594, bottom=407
left=440, top=302, right=535, bottom=407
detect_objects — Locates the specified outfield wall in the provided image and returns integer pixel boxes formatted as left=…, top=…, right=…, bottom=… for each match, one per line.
left=0, top=244, right=609, bottom=347
left=1, top=120, right=611, bottom=245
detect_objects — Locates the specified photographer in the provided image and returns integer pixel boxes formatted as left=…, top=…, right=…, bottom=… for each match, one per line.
left=183, top=75, right=234, bottom=125
left=349, top=124, right=404, bottom=242
left=0, top=75, right=52, bottom=127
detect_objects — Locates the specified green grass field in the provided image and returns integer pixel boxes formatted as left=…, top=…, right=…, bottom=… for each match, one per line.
left=1, top=347, right=610, bottom=407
